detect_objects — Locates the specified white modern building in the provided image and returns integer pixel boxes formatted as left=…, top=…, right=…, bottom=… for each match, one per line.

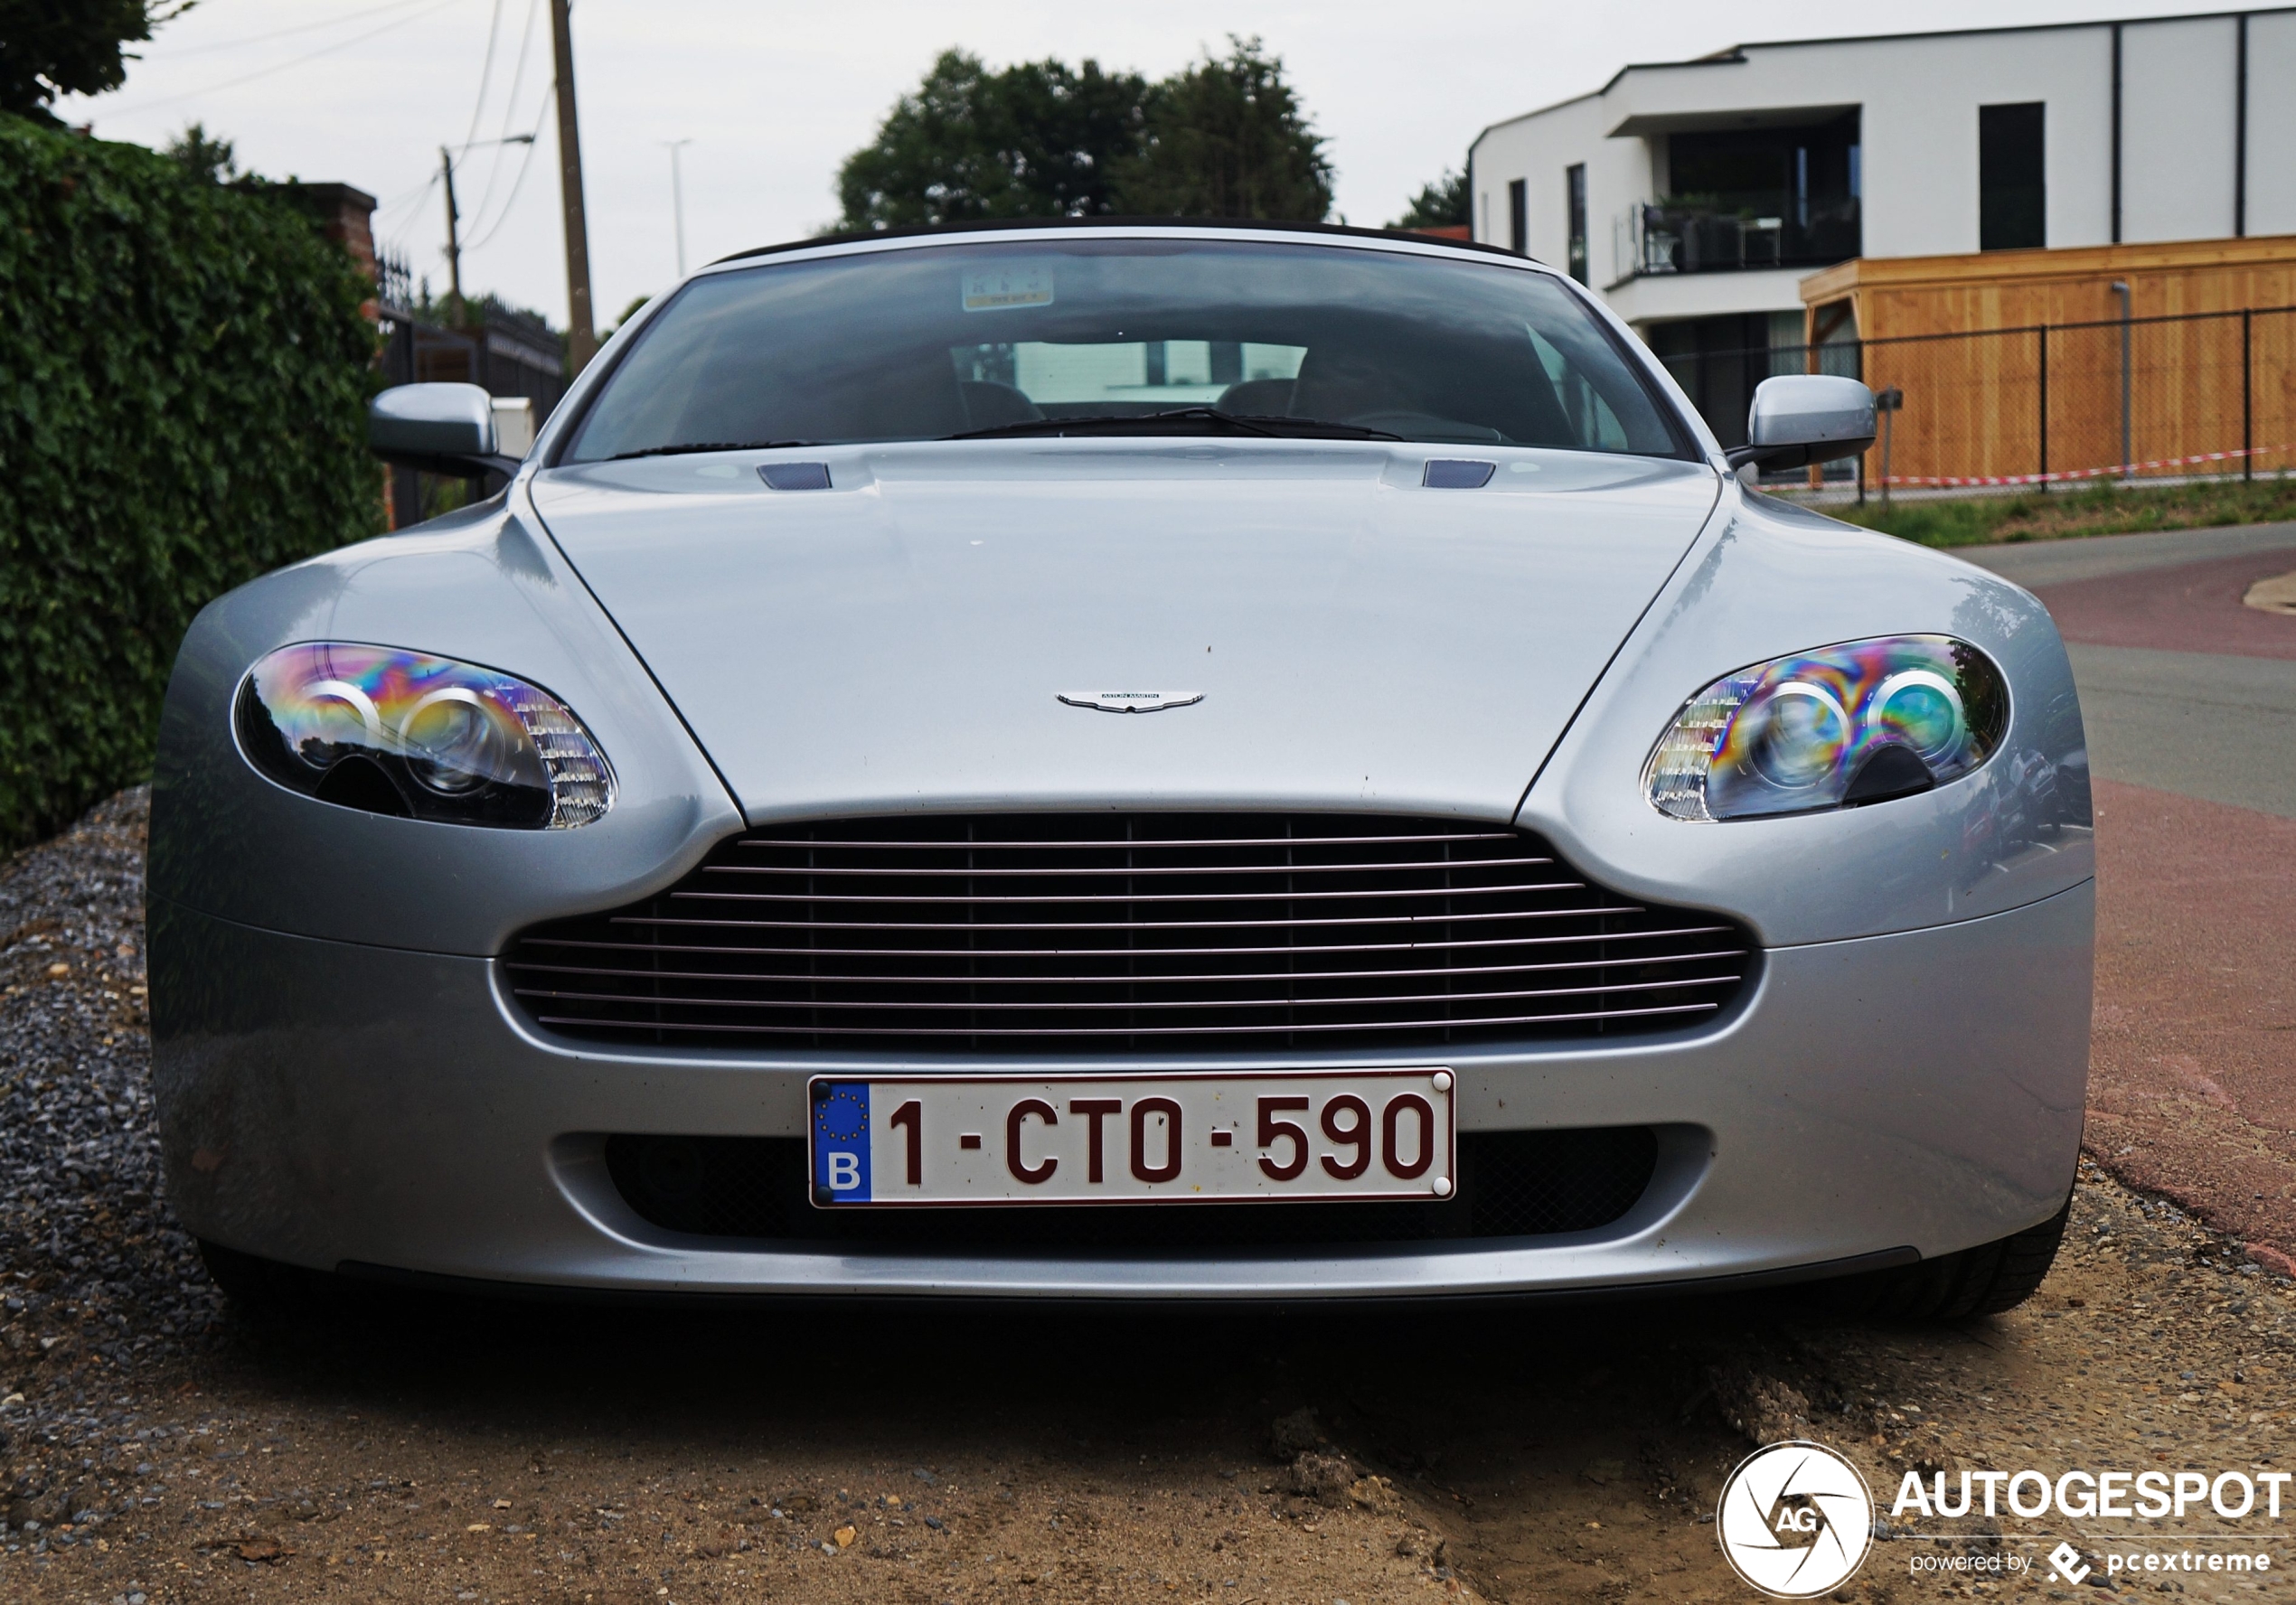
left=1468, top=8, right=2296, bottom=436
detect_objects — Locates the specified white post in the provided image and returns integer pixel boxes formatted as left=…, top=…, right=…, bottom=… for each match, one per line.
left=663, top=138, right=695, bottom=279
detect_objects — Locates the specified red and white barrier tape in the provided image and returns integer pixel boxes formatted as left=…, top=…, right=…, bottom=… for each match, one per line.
left=1880, top=443, right=2288, bottom=488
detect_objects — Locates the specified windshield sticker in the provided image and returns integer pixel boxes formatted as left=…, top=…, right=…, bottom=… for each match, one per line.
left=962, top=265, right=1054, bottom=313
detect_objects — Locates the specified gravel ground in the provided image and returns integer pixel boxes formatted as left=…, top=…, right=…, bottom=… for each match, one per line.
left=3, top=790, right=2292, bottom=1604
left=0, top=789, right=228, bottom=1535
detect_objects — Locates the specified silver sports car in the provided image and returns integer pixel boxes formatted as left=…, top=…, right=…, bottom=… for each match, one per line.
left=151, top=222, right=2092, bottom=1315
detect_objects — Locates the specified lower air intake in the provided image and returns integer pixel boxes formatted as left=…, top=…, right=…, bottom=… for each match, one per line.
left=603, top=1128, right=1661, bottom=1249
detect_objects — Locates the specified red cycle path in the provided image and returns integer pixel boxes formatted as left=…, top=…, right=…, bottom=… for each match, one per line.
left=2019, top=542, right=2296, bottom=1267
left=2086, top=779, right=2296, bottom=1271
left=2034, top=547, right=2296, bottom=659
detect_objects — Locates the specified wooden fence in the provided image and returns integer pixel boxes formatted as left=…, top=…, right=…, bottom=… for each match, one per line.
left=1656, top=305, right=2296, bottom=488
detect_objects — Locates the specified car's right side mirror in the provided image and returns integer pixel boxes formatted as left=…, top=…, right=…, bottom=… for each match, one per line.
left=370, top=382, right=524, bottom=480
left=1726, top=375, right=1877, bottom=472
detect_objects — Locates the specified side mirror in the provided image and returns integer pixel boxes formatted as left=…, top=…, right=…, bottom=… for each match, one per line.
left=370, top=383, right=524, bottom=479
left=1726, top=375, right=1877, bottom=472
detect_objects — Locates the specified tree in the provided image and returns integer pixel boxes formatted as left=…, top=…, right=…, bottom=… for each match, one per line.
left=605, top=294, right=651, bottom=338
left=1391, top=168, right=1470, bottom=230
left=0, top=0, right=193, bottom=125
left=164, top=121, right=234, bottom=183
left=1113, top=37, right=1331, bottom=222
left=837, top=50, right=1150, bottom=230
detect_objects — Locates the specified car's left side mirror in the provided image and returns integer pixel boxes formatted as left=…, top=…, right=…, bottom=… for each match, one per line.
left=370, top=382, right=525, bottom=479
left=1726, top=375, right=1877, bottom=472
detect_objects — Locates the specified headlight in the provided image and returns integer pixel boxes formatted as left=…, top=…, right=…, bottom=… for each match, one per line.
left=234, top=643, right=615, bottom=828
left=1644, top=635, right=2007, bottom=821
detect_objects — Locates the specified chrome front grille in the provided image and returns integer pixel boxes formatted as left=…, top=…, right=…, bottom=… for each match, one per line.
left=504, top=813, right=1753, bottom=1053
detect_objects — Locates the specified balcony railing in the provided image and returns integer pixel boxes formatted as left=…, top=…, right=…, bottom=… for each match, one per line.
left=1614, top=200, right=1859, bottom=282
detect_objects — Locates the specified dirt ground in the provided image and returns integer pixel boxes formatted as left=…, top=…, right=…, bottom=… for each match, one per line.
left=5, top=1159, right=2293, bottom=1605
left=5, top=776, right=2294, bottom=1604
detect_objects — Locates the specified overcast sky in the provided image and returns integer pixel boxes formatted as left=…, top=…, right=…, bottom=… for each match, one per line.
left=59, top=0, right=2240, bottom=331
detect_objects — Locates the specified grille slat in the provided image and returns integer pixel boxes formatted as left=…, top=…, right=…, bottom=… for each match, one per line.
left=504, top=812, right=1754, bottom=1053
left=527, top=1003, right=1725, bottom=1038
left=505, top=951, right=1748, bottom=988
left=515, top=925, right=1738, bottom=961
left=514, top=975, right=1743, bottom=1013
left=668, top=882, right=1587, bottom=906
left=736, top=831, right=1522, bottom=851
left=601, top=904, right=1653, bottom=934
left=703, top=854, right=1553, bottom=878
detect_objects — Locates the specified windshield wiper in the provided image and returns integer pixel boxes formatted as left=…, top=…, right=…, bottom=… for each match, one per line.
left=607, top=440, right=819, bottom=461
left=1224, top=411, right=1405, bottom=441
left=945, top=407, right=1402, bottom=443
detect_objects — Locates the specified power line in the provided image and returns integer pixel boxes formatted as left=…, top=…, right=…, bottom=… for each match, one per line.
left=96, top=0, right=461, bottom=118
left=370, top=167, right=443, bottom=231
left=464, top=0, right=545, bottom=235
left=463, top=85, right=554, bottom=252
left=456, top=0, right=509, bottom=158
left=153, top=0, right=438, bottom=58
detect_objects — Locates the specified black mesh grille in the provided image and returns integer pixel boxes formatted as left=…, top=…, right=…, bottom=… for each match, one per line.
left=506, top=813, right=1752, bottom=1054
left=603, top=1128, right=1660, bottom=1248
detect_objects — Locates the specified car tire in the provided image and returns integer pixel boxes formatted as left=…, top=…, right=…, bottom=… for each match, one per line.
left=1827, top=1197, right=2071, bottom=1320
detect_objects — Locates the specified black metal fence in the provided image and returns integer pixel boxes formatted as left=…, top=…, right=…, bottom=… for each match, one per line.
left=1653, top=304, right=2296, bottom=496
left=375, top=246, right=570, bottom=527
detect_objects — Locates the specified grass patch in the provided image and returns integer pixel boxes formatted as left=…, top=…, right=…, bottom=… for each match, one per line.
left=1816, top=474, right=2296, bottom=548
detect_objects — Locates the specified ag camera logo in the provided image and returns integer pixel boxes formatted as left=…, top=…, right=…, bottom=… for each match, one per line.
left=1717, top=1441, right=1875, bottom=1598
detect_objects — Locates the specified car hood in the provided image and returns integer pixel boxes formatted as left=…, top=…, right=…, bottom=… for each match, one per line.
left=528, top=442, right=1719, bottom=822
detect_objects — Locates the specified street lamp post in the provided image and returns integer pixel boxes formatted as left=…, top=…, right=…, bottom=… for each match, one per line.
left=662, top=138, right=694, bottom=279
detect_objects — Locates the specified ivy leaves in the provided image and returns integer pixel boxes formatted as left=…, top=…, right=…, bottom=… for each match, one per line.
left=0, top=113, right=380, bottom=850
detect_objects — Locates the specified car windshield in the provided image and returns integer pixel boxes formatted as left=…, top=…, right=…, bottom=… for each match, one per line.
left=560, top=238, right=1693, bottom=463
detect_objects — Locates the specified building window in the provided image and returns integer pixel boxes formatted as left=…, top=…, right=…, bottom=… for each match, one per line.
left=1566, top=164, right=1588, bottom=283
left=1507, top=179, right=1528, bottom=255
left=1662, top=110, right=1861, bottom=271
left=1979, top=102, right=2045, bottom=251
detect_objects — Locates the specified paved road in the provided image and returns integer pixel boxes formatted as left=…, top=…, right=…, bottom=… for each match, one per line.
left=1962, top=520, right=2296, bottom=587
left=1963, top=521, right=2296, bottom=818
left=1959, top=521, right=2296, bottom=1265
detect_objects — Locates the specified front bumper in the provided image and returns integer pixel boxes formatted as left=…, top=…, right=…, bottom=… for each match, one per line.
left=152, top=881, right=2091, bottom=1300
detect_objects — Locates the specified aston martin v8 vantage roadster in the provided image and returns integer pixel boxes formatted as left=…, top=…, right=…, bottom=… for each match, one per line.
left=151, top=222, right=2092, bottom=1314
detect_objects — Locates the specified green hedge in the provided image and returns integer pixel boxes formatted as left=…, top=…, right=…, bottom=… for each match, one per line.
left=0, top=115, right=381, bottom=853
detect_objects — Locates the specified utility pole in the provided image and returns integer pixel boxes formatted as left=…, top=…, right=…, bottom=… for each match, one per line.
left=438, top=145, right=464, bottom=322
left=550, top=0, right=598, bottom=371
left=663, top=138, right=694, bottom=278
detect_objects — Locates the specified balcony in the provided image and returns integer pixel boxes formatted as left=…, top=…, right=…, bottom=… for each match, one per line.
left=1614, top=198, right=1860, bottom=283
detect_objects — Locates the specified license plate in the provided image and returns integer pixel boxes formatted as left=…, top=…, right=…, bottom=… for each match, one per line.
left=806, top=1069, right=1455, bottom=1206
